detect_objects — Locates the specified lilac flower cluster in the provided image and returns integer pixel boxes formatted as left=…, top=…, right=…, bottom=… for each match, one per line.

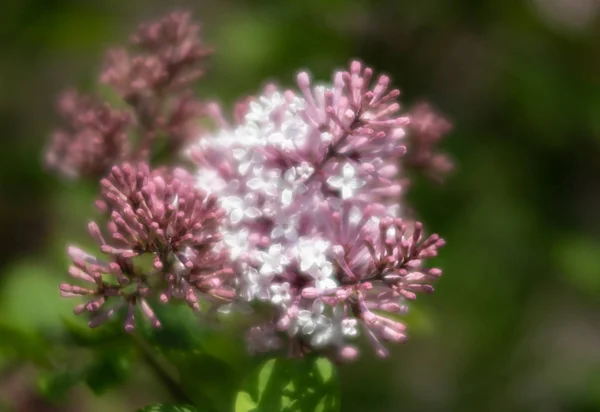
left=46, top=91, right=131, bottom=179
left=52, top=11, right=451, bottom=361
left=46, top=12, right=211, bottom=179
left=405, top=103, right=454, bottom=181
left=60, top=163, right=233, bottom=330
left=190, top=62, right=446, bottom=359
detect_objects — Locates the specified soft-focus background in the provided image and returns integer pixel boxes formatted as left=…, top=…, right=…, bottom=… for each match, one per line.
left=2, top=0, right=600, bottom=411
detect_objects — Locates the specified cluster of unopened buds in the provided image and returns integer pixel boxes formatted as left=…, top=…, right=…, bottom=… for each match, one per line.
left=50, top=11, right=453, bottom=361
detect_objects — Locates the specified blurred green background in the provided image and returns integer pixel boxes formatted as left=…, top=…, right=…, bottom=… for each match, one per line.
left=1, top=0, right=600, bottom=411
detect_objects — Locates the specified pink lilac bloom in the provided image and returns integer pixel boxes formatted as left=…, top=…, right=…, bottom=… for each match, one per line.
left=100, top=11, right=212, bottom=159
left=46, top=12, right=212, bottom=181
left=60, top=163, right=234, bottom=330
left=102, top=11, right=211, bottom=101
left=189, top=60, right=449, bottom=359
left=405, top=102, right=454, bottom=181
left=45, top=90, right=131, bottom=179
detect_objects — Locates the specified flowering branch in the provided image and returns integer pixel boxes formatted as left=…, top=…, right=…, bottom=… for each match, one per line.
left=46, top=14, right=453, bottom=411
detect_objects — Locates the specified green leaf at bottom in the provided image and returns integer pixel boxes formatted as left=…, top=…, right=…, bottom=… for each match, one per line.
left=235, top=356, right=341, bottom=412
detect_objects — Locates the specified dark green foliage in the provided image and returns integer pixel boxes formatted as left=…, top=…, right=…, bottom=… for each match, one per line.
left=0, top=323, right=47, bottom=365
left=85, top=348, right=133, bottom=395
left=37, top=369, right=84, bottom=403
left=169, top=351, right=238, bottom=412
left=61, top=316, right=128, bottom=348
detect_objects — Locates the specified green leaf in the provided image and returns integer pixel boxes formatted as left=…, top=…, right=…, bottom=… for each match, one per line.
left=167, top=350, right=238, bottom=412
left=136, top=404, right=199, bottom=412
left=0, top=322, right=47, bottom=364
left=37, top=341, right=133, bottom=401
left=85, top=347, right=133, bottom=395
left=37, top=369, right=84, bottom=403
left=142, top=302, right=249, bottom=368
left=60, top=316, right=126, bottom=347
left=235, top=356, right=341, bottom=412
left=140, top=303, right=204, bottom=351
left=136, top=302, right=253, bottom=411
